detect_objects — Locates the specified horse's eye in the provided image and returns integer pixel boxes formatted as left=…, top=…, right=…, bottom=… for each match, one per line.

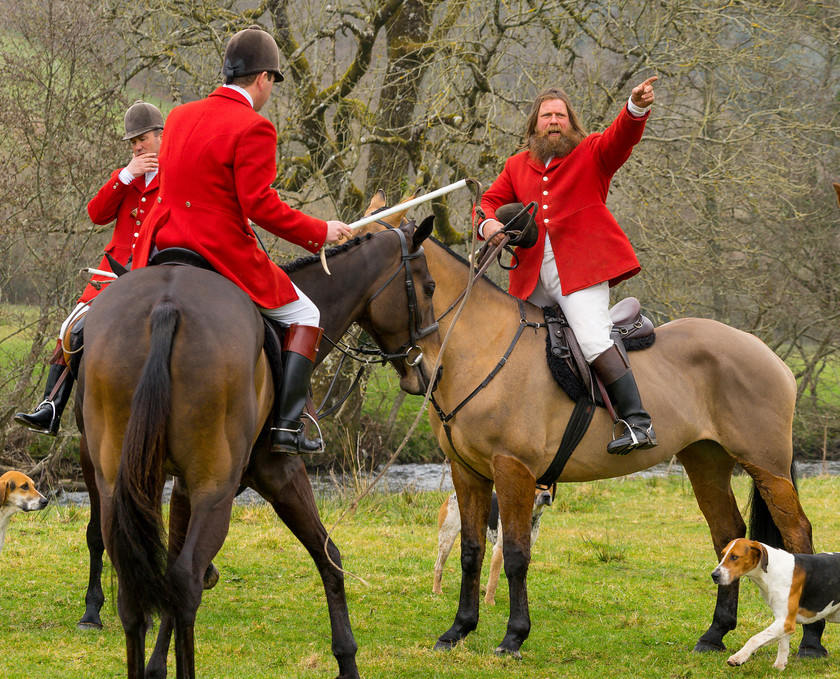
left=425, top=283, right=435, bottom=297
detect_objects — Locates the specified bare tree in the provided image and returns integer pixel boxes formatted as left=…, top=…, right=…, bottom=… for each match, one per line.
left=3, top=0, right=840, bottom=461
left=0, top=0, right=145, bottom=474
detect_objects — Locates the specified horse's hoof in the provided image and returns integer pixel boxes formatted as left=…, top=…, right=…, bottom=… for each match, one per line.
left=76, top=620, right=103, bottom=631
left=494, top=645, right=522, bottom=659
left=203, top=563, right=220, bottom=590
left=693, top=640, right=726, bottom=653
left=797, top=644, right=828, bottom=659
left=433, top=638, right=459, bottom=651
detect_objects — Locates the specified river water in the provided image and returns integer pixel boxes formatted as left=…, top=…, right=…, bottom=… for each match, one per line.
left=54, top=459, right=840, bottom=507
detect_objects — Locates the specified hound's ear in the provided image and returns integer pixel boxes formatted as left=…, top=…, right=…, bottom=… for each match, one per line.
left=756, top=543, right=769, bottom=573
left=412, top=215, right=435, bottom=249
left=0, top=479, right=7, bottom=505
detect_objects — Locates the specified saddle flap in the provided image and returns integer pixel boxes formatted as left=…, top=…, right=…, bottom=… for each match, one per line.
left=543, top=298, right=656, bottom=405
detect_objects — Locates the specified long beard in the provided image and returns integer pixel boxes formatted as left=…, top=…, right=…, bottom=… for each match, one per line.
left=528, top=129, right=580, bottom=163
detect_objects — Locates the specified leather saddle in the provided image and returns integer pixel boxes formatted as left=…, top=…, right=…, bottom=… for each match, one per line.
left=544, top=297, right=655, bottom=404
left=67, top=248, right=288, bottom=395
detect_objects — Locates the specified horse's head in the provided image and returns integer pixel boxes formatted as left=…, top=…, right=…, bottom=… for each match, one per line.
left=358, top=216, right=441, bottom=395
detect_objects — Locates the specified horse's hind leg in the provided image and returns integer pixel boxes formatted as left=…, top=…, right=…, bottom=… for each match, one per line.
left=145, top=478, right=190, bottom=679
left=77, top=434, right=106, bottom=630
left=434, top=461, right=493, bottom=651
left=740, top=460, right=826, bottom=659
left=677, top=442, right=746, bottom=653
left=116, top=582, right=148, bottom=679
left=250, top=455, right=359, bottom=679
left=169, top=491, right=238, bottom=679
left=490, top=455, right=536, bottom=657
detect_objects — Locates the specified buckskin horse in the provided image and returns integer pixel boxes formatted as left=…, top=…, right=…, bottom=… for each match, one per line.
left=76, top=218, right=438, bottom=679
left=358, top=194, right=825, bottom=661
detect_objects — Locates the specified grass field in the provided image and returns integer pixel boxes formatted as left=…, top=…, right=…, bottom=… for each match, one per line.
left=1, top=473, right=839, bottom=678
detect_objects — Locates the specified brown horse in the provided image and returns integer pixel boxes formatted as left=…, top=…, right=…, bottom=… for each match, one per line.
left=76, top=218, right=438, bottom=679
left=358, top=202, right=824, bottom=661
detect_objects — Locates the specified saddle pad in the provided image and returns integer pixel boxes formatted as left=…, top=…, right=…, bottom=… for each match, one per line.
left=544, top=315, right=656, bottom=404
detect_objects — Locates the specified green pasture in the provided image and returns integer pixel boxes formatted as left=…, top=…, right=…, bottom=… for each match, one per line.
left=0, top=303, right=41, bottom=360
left=2, top=474, right=840, bottom=678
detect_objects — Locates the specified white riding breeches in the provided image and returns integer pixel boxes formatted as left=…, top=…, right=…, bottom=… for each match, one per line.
left=258, top=283, right=321, bottom=327
left=59, top=302, right=90, bottom=340
left=527, top=235, right=613, bottom=363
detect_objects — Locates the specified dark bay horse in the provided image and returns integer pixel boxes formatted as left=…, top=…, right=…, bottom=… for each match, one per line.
left=76, top=219, right=438, bottom=679
left=358, top=204, right=823, bottom=661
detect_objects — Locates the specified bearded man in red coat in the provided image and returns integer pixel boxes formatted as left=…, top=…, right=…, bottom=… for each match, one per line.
left=15, top=101, right=165, bottom=436
left=132, top=25, right=352, bottom=454
left=480, top=77, right=658, bottom=455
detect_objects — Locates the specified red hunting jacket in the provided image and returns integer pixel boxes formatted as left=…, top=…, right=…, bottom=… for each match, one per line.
left=80, top=170, right=159, bottom=303
left=481, top=105, right=648, bottom=299
left=132, top=87, right=327, bottom=308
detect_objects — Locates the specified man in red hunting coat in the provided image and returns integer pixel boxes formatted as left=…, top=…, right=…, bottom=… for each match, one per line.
left=15, top=101, right=165, bottom=436
left=132, top=25, right=352, bottom=455
left=480, top=77, right=658, bottom=455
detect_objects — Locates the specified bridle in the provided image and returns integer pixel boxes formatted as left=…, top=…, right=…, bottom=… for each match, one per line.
left=317, top=225, right=438, bottom=418
left=364, top=226, right=439, bottom=368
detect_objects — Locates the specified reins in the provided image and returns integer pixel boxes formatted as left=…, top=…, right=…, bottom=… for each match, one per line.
left=321, top=178, right=489, bottom=582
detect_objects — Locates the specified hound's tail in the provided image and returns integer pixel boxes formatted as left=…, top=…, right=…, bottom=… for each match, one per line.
left=109, top=298, right=179, bottom=619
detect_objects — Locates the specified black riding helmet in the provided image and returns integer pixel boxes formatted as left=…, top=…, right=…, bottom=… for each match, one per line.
left=222, top=25, right=284, bottom=82
left=495, top=203, right=538, bottom=249
left=122, top=101, right=164, bottom=141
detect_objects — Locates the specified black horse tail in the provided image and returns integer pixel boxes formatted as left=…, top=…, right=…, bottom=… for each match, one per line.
left=109, top=298, right=179, bottom=618
left=748, top=460, right=799, bottom=548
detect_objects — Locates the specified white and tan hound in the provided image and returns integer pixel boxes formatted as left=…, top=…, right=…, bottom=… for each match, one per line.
left=0, top=471, right=49, bottom=553
left=433, top=487, right=552, bottom=604
left=711, top=538, right=840, bottom=670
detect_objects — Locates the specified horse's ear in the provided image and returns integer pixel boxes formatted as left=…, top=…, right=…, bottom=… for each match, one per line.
left=365, top=189, right=387, bottom=216
left=412, top=214, right=435, bottom=249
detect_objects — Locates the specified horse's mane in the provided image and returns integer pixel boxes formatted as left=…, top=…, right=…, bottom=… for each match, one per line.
left=281, top=233, right=374, bottom=274
left=429, top=235, right=506, bottom=294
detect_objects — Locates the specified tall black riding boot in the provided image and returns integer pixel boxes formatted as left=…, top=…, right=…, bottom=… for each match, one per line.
left=592, top=344, right=656, bottom=456
left=14, top=363, right=75, bottom=436
left=270, top=324, right=325, bottom=454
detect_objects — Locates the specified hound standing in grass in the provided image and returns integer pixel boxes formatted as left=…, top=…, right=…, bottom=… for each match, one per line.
left=711, top=537, right=840, bottom=670
left=0, top=471, right=49, bottom=553
left=434, top=487, right=552, bottom=604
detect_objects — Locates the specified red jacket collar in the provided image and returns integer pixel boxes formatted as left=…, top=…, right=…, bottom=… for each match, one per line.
left=209, top=86, right=252, bottom=107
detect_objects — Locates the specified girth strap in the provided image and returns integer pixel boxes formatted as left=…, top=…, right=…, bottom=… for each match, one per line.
left=536, top=397, right=596, bottom=486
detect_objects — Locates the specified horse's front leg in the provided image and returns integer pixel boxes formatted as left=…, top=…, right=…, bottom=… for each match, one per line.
left=78, top=434, right=105, bottom=629
left=434, top=461, right=492, bottom=650
left=491, top=455, right=536, bottom=657
left=249, top=452, right=360, bottom=679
